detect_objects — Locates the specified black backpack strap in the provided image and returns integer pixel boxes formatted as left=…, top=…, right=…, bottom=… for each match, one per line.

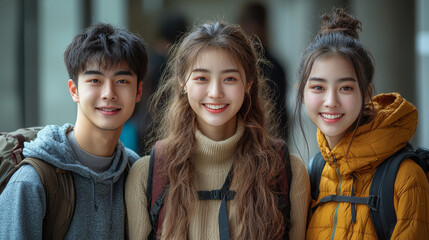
left=22, top=157, right=75, bottom=240
left=308, top=152, right=326, bottom=212
left=369, top=146, right=416, bottom=240
left=415, top=147, right=429, bottom=173
left=198, top=168, right=235, bottom=240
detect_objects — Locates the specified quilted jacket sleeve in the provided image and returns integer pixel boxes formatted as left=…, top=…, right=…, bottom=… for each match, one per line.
left=392, top=159, right=429, bottom=239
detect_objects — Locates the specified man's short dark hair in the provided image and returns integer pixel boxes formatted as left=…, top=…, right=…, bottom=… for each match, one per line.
left=64, top=23, right=148, bottom=84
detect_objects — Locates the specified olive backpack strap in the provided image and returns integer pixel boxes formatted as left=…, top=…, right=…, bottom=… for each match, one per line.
left=22, top=157, right=75, bottom=240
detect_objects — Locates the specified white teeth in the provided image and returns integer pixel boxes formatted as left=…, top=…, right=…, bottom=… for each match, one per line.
left=205, top=104, right=226, bottom=110
left=321, top=113, right=343, bottom=119
left=100, top=108, right=117, bottom=112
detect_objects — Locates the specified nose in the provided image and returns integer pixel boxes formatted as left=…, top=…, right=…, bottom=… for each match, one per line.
left=324, top=89, right=340, bottom=108
left=207, top=80, right=224, bottom=98
left=101, top=81, right=118, bottom=101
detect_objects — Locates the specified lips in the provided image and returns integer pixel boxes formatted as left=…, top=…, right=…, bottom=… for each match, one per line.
left=96, top=106, right=121, bottom=115
left=203, top=103, right=228, bottom=113
left=321, top=113, right=343, bottom=120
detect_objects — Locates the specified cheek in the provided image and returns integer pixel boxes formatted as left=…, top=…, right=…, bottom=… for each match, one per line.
left=344, top=95, right=363, bottom=116
left=232, top=88, right=245, bottom=104
left=303, top=91, right=320, bottom=108
left=186, top=86, right=203, bottom=106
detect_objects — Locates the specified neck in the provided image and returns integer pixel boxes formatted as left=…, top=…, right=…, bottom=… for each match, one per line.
left=197, top=117, right=238, bottom=141
left=325, top=137, right=339, bottom=150
left=73, top=120, right=122, bottom=157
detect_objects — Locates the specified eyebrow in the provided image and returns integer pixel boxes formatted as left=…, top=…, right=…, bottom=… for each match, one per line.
left=191, top=68, right=240, bottom=74
left=83, top=70, right=133, bottom=76
left=308, top=77, right=356, bottom=82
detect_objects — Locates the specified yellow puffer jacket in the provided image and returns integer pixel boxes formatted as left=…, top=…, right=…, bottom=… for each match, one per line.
left=306, top=93, right=429, bottom=239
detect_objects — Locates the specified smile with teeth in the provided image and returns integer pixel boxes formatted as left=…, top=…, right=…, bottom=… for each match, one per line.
left=204, top=104, right=227, bottom=110
left=321, top=113, right=343, bottom=119
left=97, top=107, right=120, bottom=112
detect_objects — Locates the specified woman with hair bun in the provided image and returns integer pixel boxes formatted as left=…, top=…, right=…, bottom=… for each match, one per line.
left=295, top=8, right=429, bottom=239
left=126, top=20, right=310, bottom=240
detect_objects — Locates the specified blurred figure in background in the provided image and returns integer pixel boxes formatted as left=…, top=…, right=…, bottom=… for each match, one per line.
left=238, top=2, right=289, bottom=140
left=121, top=13, right=188, bottom=155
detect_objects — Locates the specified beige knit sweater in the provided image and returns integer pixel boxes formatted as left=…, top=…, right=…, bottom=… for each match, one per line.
left=125, top=123, right=310, bottom=239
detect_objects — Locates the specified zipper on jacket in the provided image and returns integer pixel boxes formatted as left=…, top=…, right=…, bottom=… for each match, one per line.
left=331, top=156, right=342, bottom=240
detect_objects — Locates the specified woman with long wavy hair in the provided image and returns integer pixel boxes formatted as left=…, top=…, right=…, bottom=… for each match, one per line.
left=126, top=21, right=310, bottom=240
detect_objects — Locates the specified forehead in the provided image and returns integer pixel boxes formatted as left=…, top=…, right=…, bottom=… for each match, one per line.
left=192, top=48, right=243, bottom=71
left=310, top=55, right=356, bottom=79
left=83, top=60, right=132, bottom=73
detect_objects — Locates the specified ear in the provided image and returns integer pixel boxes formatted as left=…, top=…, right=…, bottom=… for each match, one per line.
left=68, top=79, right=79, bottom=103
left=136, top=81, right=143, bottom=102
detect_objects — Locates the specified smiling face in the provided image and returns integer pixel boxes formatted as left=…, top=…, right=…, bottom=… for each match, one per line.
left=185, top=48, right=247, bottom=140
left=303, top=55, right=362, bottom=149
left=69, top=61, right=142, bottom=135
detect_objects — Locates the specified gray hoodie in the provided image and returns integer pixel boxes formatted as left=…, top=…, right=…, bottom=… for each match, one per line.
left=0, top=124, right=139, bottom=239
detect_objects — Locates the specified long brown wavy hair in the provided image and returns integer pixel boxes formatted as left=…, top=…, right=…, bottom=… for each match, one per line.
left=148, top=21, right=288, bottom=239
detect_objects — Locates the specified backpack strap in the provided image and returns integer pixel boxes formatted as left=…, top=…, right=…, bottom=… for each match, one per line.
left=11, top=133, right=26, bottom=164
left=198, top=168, right=235, bottom=240
left=21, top=157, right=75, bottom=240
left=309, top=144, right=418, bottom=240
left=368, top=145, right=416, bottom=240
left=147, top=141, right=167, bottom=240
left=146, top=140, right=293, bottom=240
left=307, top=152, right=326, bottom=212
left=415, top=147, right=429, bottom=179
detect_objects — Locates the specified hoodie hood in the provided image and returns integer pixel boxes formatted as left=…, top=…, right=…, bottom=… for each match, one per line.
left=23, top=123, right=132, bottom=183
left=318, top=92, right=418, bottom=176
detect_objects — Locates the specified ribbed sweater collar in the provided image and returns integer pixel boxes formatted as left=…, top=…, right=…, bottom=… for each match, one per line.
left=192, top=119, right=245, bottom=174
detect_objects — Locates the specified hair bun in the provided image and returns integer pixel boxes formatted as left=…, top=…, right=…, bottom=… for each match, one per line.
left=319, top=8, right=362, bottom=39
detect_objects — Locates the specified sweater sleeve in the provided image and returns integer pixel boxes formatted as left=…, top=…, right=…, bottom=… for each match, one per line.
left=0, top=165, right=46, bottom=239
left=288, top=154, right=311, bottom=240
left=125, top=155, right=152, bottom=240
left=391, top=159, right=429, bottom=239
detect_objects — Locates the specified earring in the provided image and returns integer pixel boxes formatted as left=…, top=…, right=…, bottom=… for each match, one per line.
left=182, top=88, right=187, bottom=95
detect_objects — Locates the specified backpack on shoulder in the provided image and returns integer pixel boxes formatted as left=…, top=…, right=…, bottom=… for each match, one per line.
left=0, top=127, right=75, bottom=239
left=308, top=143, right=429, bottom=240
left=146, top=140, right=292, bottom=240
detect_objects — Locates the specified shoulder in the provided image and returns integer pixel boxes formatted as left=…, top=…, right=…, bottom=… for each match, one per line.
left=9, top=164, right=43, bottom=185
left=1, top=164, right=45, bottom=200
left=127, top=155, right=151, bottom=189
left=395, top=158, right=429, bottom=193
left=289, top=153, right=308, bottom=177
left=131, top=156, right=151, bottom=172
left=124, top=147, right=140, bottom=165
left=288, top=153, right=310, bottom=193
left=289, top=153, right=310, bottom=195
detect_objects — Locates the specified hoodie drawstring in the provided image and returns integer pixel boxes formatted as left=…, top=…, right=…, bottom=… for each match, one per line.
left=91, top=178, right=98, bottom=211
left=91, top=177, right=114, bottom=230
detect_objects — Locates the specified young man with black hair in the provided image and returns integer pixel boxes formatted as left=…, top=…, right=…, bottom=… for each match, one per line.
left=0, top=23, right=148, bottom=239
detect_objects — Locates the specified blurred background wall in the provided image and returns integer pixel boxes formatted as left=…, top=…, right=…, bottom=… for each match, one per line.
left=0, top=0, right=427, bottom=162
